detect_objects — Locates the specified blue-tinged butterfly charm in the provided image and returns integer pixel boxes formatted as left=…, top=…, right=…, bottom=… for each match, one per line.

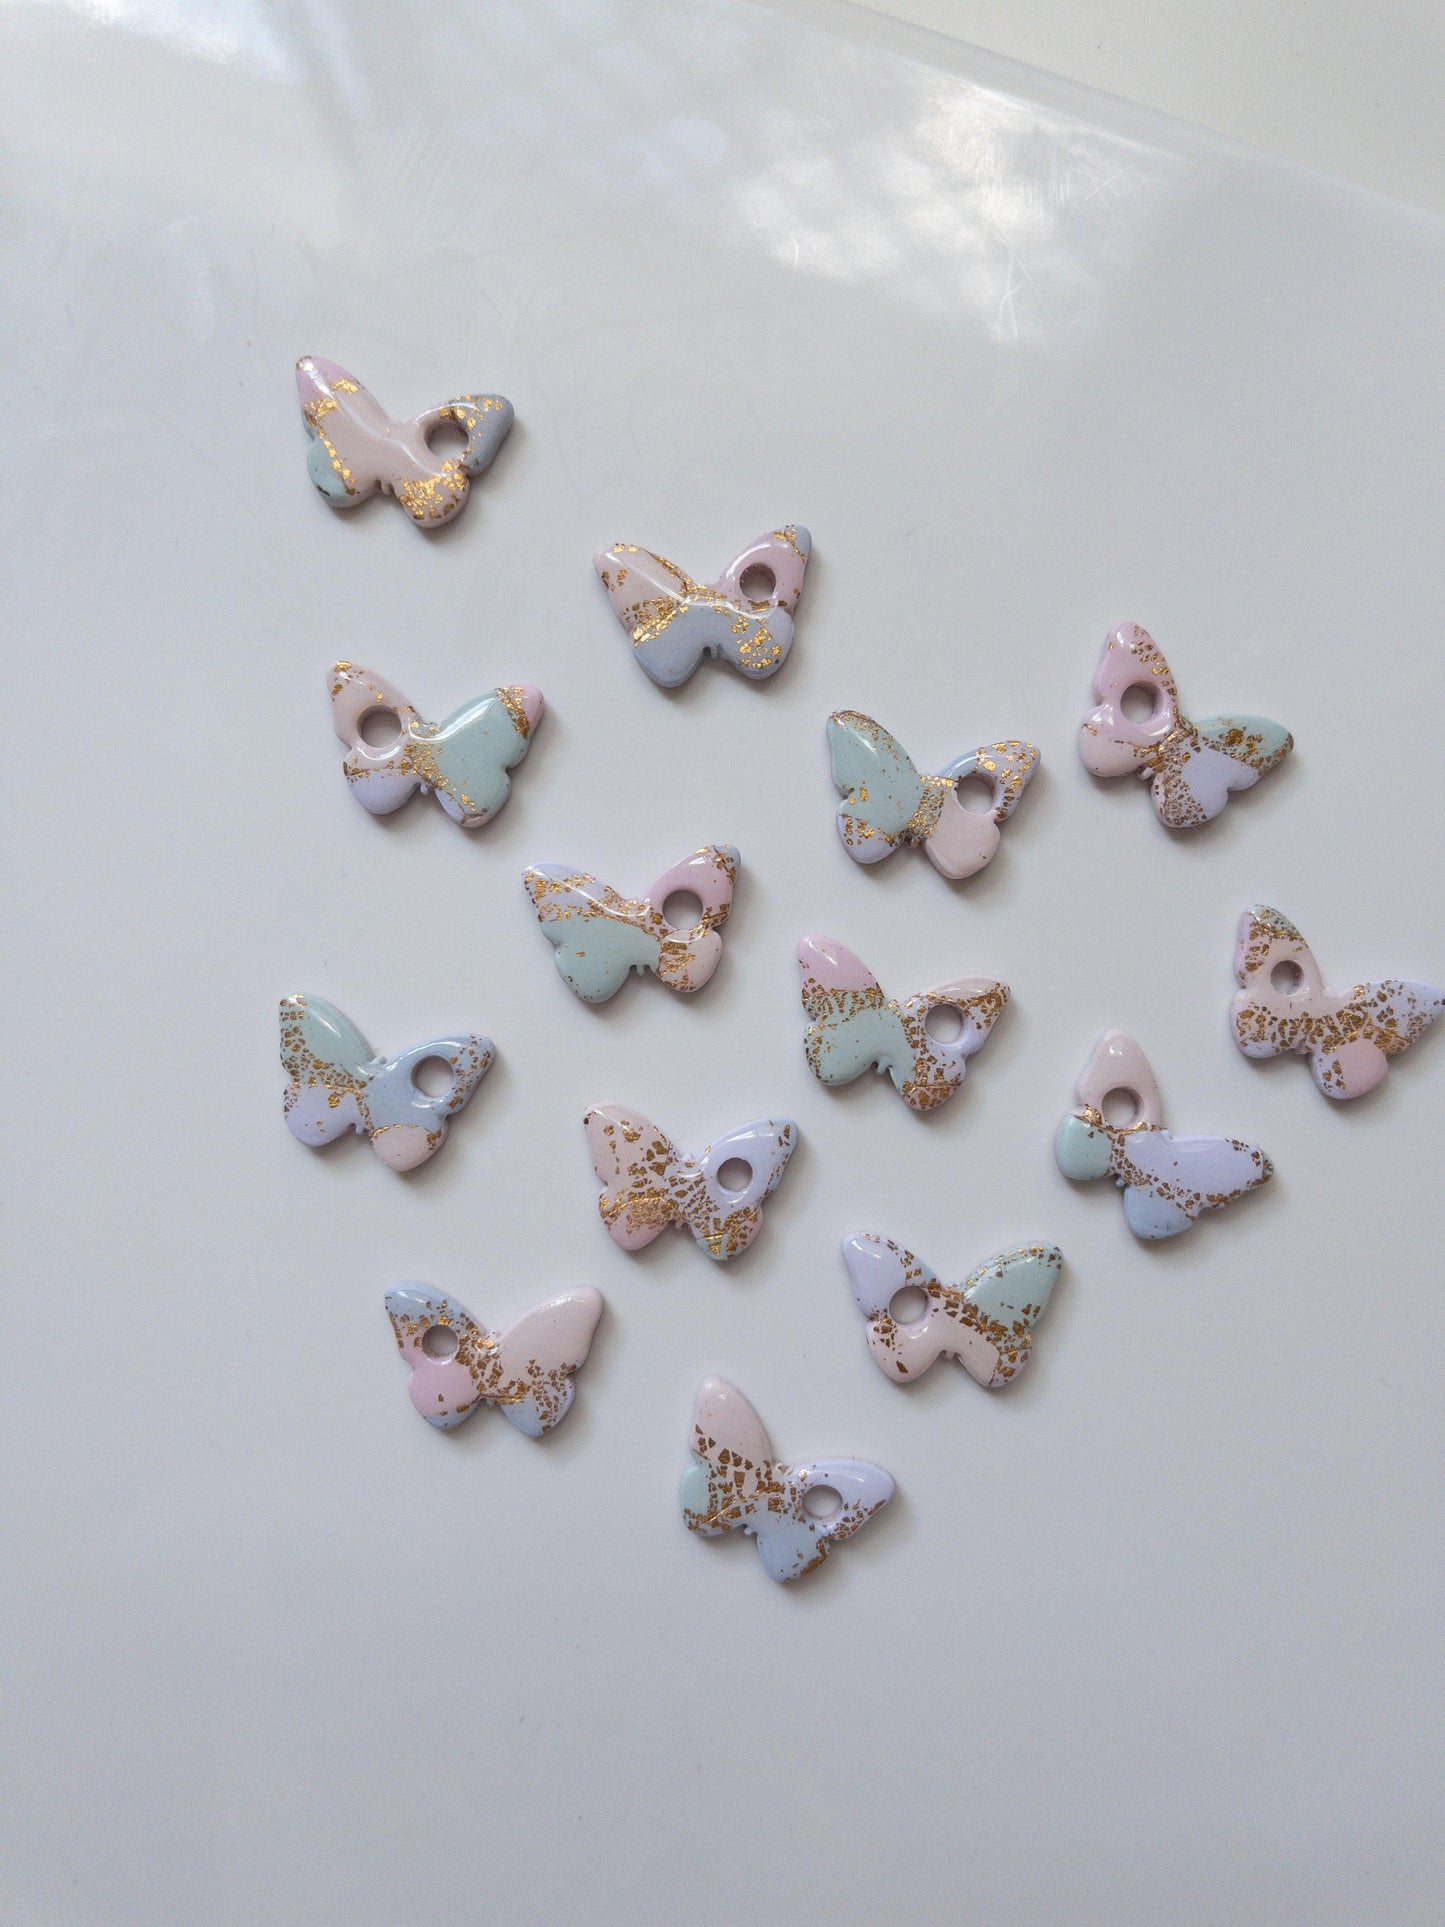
left=583, top=1104, right=797, bottom=1262
left=593, top=527, right=810, bottom=687
left=280, top=994, right=492, bottom=1172
left=523, top=845, right=738, bottom=1003
left=1055, top=1030, right=1272, bottom=1239
left=386, top=1284, right=603, bottom=1435
left=295, top=356, right=513, bottom=526
left=843, top=1234, right=1063, bottom=1389
left=680, top=1376, right=894, bottom=1584
left=1231, top=905, right=1443, bottom=1100
left=1079, top=623, right=1292, bottom=828
left=826, top=710, right=1038, bottom=878
left=798, top=935, right=1007, bottom=1112
left=329, top=660, right=543, bottom=830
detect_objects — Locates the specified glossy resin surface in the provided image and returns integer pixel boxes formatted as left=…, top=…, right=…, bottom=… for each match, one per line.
left=827, top=710, right=1038, bottom=878
left=1055, top=1030, right=1272, bottom=1238
left=798, top=934, right=1007, bottom=1111
left=524, top=846, right=738, bottom=1002
left=680, top=1376, right=893, bottom=1583
left=329, top=661, right=542, bottom=829
left=593, top=527, right=810, bottom=686
left=843, top=1234, right=1063, bottom=1388
left=296, top=355, right=513, bottom=525
left=583, top=1103, right=796, bottom=1261
left=1230, top=905, right=1444, bottom=1099
left=1078, top=623, right=1292, bottom=828
left=385, top=1284, right=602, bottom=1435
left=280, top=994, right=492, bottom=1172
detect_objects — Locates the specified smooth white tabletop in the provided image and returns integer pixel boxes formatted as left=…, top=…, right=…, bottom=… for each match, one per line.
left=3, top=3, right=1443, bottom=1924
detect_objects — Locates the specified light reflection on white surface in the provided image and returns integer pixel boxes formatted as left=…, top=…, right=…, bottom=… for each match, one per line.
left=19, top=0, right=297, bottom=73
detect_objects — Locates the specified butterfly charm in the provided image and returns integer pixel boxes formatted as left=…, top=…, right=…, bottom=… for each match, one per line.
left=680, top=1377, right=894, bottom=1583
left=593, top=527, right=810, bottom=687
left=385, top=1284, right=603, bottom=1435
left=826, top=711, right=1039, bottom=878
left=295, top=356, right=513, bottom=526
left=583, top=1104, right=797, bottom=1261
left=798, top=935, right=1008, bottom=1112
left=280, top=994, right=492, bottom=1172
left=843, top=1234, right=1063, bottom=1388
left=329, top=661, right=543, bottom=829
left=1078, top=623, right=1293, bottom=829
left=1230, top=905, right=1444, bottom=1100
left=523, top=845, right=739, bottom=1003
left=1055, top=1030, right=1272, bottom=1239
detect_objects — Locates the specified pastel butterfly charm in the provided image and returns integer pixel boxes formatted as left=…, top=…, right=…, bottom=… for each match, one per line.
left=583, top=1104, right=797, bottom=1261
left=1230, top=905, right=1444, bottom=1100
left=523, top=845, right=739, bottom=1003
left=329, top=661, right=542, bottom=829
left=386, top=1284, right=602, bottom=1435
left=827, top=711, right=1039, bottom=878
left=280, top=994, right=492, bottom=1172
left=798, top=935, right=1008, bottom=1112
left=1079, top=623, right=1293, bottom=829
left=680, top=1377, right=894, bottom=1584
left=1055, top=1030, right=1272, bottom=1240
left=593, top=527, right=810, bottom=687
left=843, top=1234, right=1063, bottom=1388
left=295, top=355, right=513, bottom=526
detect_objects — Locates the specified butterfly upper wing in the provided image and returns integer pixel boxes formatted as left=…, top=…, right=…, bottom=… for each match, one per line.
left=583, top=1103, right=683, bottom=1249
left=798, top=935, right=900, bottom=1087
left=525, top=865, right=661, bottom=1002
left=827, top=711, right=930, bottom=864
left=958, top=1244, right=1064, bottom=1387
left=385, top=1284, right=490, bottom=1429
left=280, top=993, right=370, bottom=1145
left=1113, top=1126, right=1273, bottom=1240
left=680, top=1376, right=777, bottom=1537
left=328, top=660, right=423, bottom=815
left=296, top=356, right=386, bottom=504
left=489, top=1288, right=605, bottom=1436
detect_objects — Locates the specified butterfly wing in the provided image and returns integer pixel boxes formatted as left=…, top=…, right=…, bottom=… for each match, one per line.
left=798, top=935, right=901, bottom=1088
left=583, top=1103, right=682, bottom=1249
left=279, top=994, right=370, bottom=1146
left=827, top=711, right=929, bottom=864
left=385, top=1284, right=490, bottom=1429
left=1114, top=1127, right=1273, bottom=1240
left=407, top=686, right=542, bottom=828
left=754, top=1459, right=895, bottom=1582
left=680, top=1376, right=776, bottom=1538
left=1079, top=624, right=1181, bottom=778
left=692, top=1118, right=798, bottom=1259
left=415, top=394, right=514, bottom=478
left=524, top=865, right=661, bottom=1003
left=592, top=544, right=712, bottom=687
left=895, top=977, right=1009, bottom=1110
left=489, top=1288, right=604, bottom=1436
left=328, top=660, right=423, bottom=815
left=842, top=1233, right=950, bottom=1382
left=362, top=1034, right=494, bottom=1171
left=296, top=356, right=388, bottom=504
left=959, top=1243, right=1064, bottom=1387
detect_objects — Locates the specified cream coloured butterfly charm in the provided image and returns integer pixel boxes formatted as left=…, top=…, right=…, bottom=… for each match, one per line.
left=1055, top=1031, right=1272, bottom=1239
left=583, top=1104, right=796, bottom=1262
left=329, top=661, right=542, bottom=830
left=593, top=528, right=810, bottom=687
left=1230, top=906, right=1443, bottom=1099
left=798, top=935, right=1008, bottom=1111
left=295, top=356, right=513, bottom=526
left=523, top=846, right=738, bottom=1003
left=386, top=1284, right=602, bottom=1435
left=827, top=711, right=1038, bottom=879
left=1078, top=623, right=1292, bottom=828
left=680, top=1377, right=894, bottom=1583
left=843, top=1235, right=1063, bottom=1389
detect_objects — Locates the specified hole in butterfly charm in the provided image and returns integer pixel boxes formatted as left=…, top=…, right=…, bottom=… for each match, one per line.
left=523, top=846, right=739, bottom=1003
left=1078, top=624, right=1292, bottom=829
left=329, top=661, right=542, bottom=830
left=1230, top=905, right=1443, bottom=1100
left=386, top=1284, right=602, bottom=1436
left=826, top=711, right=1038, bottom=879
left=280, top=994, right=492, bottom=1173
left=583, top=1104, right=797, bottom=1262
left=1054, top=1030, right=1272, bottom=1240
left=680, top=1377, right=894, bottom=1584
left=295, top=356, right=513, bottom=527
left=593, top=527, right=810, bottom=687
left=843, top=1234, right=1063, bottom=1389
left=798, top=935, right=1008, bottom=1112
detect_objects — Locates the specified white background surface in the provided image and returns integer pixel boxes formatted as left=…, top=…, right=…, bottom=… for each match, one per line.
left=3, top=3, right=1444, bottom=1923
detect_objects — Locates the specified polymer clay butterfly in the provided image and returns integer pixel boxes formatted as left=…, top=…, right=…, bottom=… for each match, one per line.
left=523, top=846, right=739, bottom=1003
left=593, top=527, right=810, bottom=687
left=1078, top=623, right=1293, bottom=829
left=798, top=935, right=1008, bottom=1112
left=826, top=711, right=1038, bottom=878
left=843, top=1235, right=1063, bottom=1389
left=680, top=1377, right=894, bottom=1584
left=280, top=994, right=492, bottom=1172
left=1055, top=1030, right=1272, bottom=1240
left=328, top=660, right=543, bottom=829
left=583, top=1103, right=797, bottom=1261
left=1230, top=905, right=1443, bottom=1100
left=295, top=355, right=513, bottom=526
left=385, top=1284, right=603, bottom=1435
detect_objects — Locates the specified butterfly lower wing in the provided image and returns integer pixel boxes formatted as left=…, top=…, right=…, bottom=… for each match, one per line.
left=280, top=993, right=371, bottom=1145
left=490, top=1288, right=604, bottom=1436
left=958, top=1244, right=1064, bottom=1387
left=1115, top=1127, right=1273, bottom=1239
left=827, top=711, right=928, bottom=864
left=584, top=1103, right=682, bottom=1249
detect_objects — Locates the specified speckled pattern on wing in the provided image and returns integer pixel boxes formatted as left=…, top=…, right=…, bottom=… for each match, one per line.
left=524, top=846, right=738, bottom=1002
left=843, top=1234, right=1063, bottom=1388
left=385, top=1284, right=602, bottom=1435
left=583, top=1104, right=797, bottom=1261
